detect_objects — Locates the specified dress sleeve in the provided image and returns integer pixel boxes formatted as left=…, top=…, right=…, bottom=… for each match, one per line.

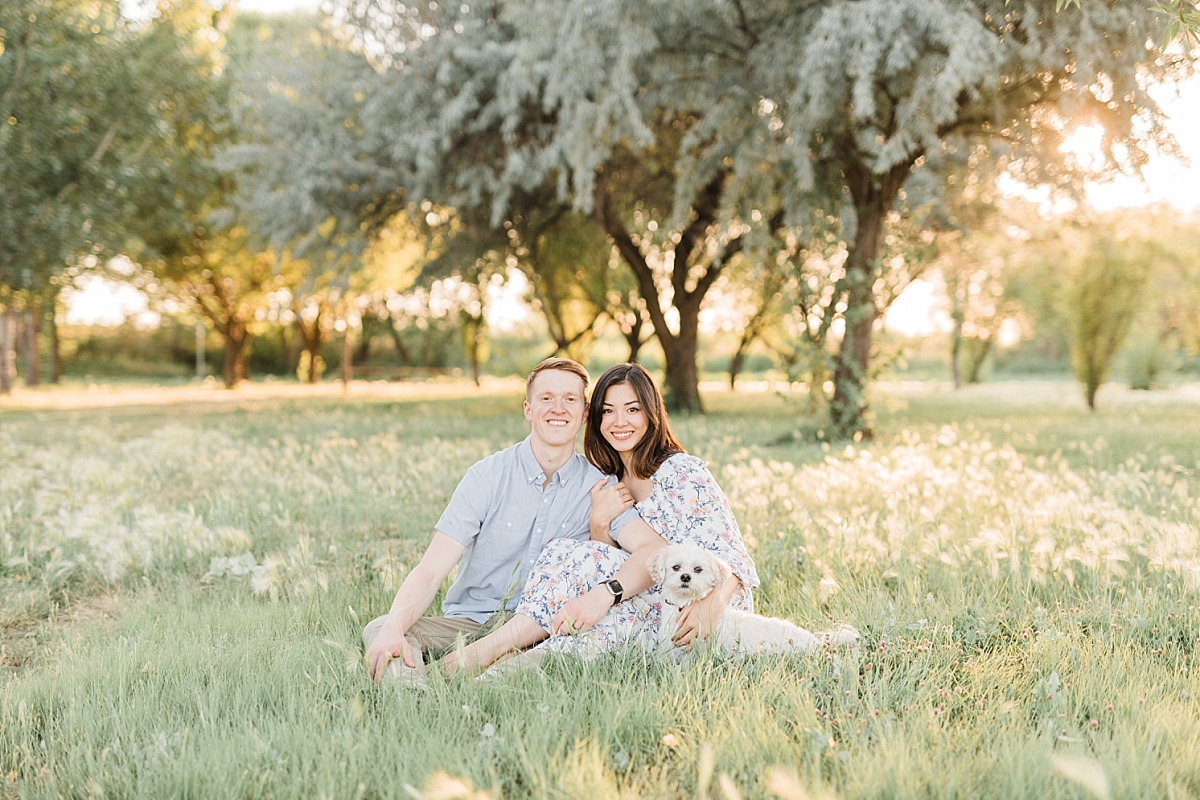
left=609, top=505, right=642, bottom=542
left=667, top=456, right=761, bottom=590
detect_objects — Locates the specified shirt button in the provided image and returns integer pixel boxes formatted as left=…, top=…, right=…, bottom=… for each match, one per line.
left=543, top=498, right=549, bottom=504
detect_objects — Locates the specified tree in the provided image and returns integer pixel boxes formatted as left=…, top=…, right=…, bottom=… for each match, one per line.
left=1065, top=234, right=1156, bottom=409
left=1106, top=208, right=1200, bottom=390
left=249, top=0, right=1185, bottom=425
left=427, top=198, right=612, bottom=362
left=643, top=0, right=1179, bottom=435
left=0, top=0, right=224, bottom=392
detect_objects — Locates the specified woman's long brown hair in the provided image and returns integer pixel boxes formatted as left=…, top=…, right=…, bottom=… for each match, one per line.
left=585, top=363, right=684, bottom=480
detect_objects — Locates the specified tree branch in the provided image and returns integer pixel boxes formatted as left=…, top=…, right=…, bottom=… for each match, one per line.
left=691, top=232, right=744, bottom=301
left=87, top=122, right=120, bottom=170
left=593, top=170, right=676, bottom=347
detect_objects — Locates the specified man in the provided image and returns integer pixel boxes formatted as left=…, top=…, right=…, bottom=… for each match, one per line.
left=363, top=357, right=631, bottom=684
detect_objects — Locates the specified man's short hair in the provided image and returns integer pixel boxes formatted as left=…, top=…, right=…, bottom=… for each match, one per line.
left=525, top=357, right=590, bottom=400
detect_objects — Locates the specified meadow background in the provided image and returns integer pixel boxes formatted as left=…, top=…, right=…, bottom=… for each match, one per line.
left=3, top=378, right=1199, bottom=799
left=6, top=0, right=1200, bottom=796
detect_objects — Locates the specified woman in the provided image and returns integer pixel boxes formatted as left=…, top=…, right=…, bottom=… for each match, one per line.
left=443, top=363, right=759, bottom=674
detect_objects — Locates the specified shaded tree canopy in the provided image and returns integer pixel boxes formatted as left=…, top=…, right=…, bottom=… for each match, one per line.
left=239, top=0, right=1189, bottom=431
left=0, top=0, right=224, bottom=296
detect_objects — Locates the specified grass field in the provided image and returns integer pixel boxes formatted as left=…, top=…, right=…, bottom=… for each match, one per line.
left=2, top=378, right=1200, bottom=799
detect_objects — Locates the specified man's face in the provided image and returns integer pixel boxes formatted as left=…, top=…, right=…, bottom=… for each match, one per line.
left=524, top=369, right=587, bottom=449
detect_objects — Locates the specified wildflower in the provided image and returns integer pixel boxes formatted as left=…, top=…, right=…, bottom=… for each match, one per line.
left=406, top=772, right=492, bottom=800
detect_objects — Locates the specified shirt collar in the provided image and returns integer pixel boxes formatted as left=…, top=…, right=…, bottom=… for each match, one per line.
left=518, top=436, right=578, bottom=487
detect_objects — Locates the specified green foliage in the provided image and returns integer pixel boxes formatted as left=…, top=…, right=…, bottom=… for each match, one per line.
left=0, top=0, right=226, bottom=295
left=285, top=0, right=1184, bottom=434
left=1122, top=324, right=1173, bottom=391
left=1066, top=237, right=1154, bottom=410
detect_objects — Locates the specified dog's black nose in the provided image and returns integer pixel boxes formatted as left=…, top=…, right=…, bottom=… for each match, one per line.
left=679, top=574, right=691, bottom=583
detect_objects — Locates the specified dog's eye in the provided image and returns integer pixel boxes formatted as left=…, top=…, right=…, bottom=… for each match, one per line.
left=671, top=564, right=681, bottom=572
left=693, top=566, right=703, bottom=574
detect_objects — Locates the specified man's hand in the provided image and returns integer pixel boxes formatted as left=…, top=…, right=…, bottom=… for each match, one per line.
left=589, top=479, right=634, bottom=539
left=550, top=586, right=615, bottom=636
left=365, top=622, right=418, bottom=683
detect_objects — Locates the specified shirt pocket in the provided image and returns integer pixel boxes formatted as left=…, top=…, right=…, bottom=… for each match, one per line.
left=479, top=517, right=528, bottom=562
left=554, top=493, right=593, bottom=542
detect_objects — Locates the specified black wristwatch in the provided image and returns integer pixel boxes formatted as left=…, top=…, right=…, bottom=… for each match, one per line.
left=603, top=578, right=624, bottom=605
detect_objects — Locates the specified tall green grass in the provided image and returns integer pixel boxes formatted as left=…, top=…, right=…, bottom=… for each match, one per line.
left=2, top=380, right=1200, bottom=798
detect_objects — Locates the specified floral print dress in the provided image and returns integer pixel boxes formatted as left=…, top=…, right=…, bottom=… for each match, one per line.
left=515, top=453, right=760, bottom=655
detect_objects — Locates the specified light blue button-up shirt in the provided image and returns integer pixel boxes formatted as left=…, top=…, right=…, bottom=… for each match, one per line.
left=435, top=436, right=605, bottom=622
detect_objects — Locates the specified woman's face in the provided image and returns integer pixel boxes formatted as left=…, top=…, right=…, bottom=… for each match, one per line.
left=599, top=382, right=648, bottom=454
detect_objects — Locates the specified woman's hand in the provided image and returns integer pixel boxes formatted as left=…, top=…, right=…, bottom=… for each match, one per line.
left=672, top=574, right=741, bottom=650
left=550, top=586, right=614, bottom=636
left=589, top=479, right=634, bottom=544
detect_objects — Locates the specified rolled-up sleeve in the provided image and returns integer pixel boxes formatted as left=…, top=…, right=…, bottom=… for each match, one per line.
left=435, top=464, right=495, bottom=545
left=608, top=505, right=642, bottom=543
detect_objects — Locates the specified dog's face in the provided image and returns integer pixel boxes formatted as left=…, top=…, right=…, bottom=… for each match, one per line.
left=650, top=543, right=732, bottom=606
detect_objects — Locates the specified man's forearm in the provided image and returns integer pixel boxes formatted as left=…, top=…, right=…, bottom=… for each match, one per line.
left=380, top=567, right=443, bottom=633
left=374, top=531, right=467, bottom=638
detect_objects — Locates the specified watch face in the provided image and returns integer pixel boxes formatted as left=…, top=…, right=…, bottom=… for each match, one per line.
left=606, top=579, right=623, bottom=596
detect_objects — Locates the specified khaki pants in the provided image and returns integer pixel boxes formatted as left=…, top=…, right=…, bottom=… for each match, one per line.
left=362, top=614, right=484, bottom=663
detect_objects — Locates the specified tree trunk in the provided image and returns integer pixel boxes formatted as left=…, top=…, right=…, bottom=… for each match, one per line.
left=729, top=347, right=747, bottom=389
left=623, top=314, right=646, bottom=363
left=729, top=294, right=773, bottom=388
left=341, top=327, right=353, bottom=389
left=593, top=169, right=737, bottom=416
left=195, top=322, right=207, bottom=380
left=965, top=337, right=993, bottom=384
left=294, top=315, right=325, bottom=384
left=388, top=323, right=413, bottom=365
left=221, top=320, right=250, bottom=388
left=661, top=305, right=703, bottom=414
left=463, top=317, right=483, bottom=387
left=24, top=309, right=40, bottom=387
left=303, top=339, right=321, bottom=383
left=949, top=279, right=964, bottom=390
left=354, top=331, right=371, bottom=364
left=829, top=162, right=907, bottom=439
left=0, top=311, right=15, bottom=395
left=626, top=334, right=644, bottom=363
left=830, top=255, right=880, bottom=439
left=49, top=301, right=61, bottom=384
left=283, top=323, right=300, bottom=376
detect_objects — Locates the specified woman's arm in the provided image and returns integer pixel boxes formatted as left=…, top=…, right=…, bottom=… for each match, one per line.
left=587, top=479, right=633, bottom=547
left=671, top=572, right=742, bottom=649
left=550, top=518, right=665, bottom=635
left=655, top=457, right=756, bottom=648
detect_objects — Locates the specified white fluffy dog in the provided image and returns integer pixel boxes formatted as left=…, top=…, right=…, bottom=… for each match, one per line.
left=649, top=542, right=860, bottom=655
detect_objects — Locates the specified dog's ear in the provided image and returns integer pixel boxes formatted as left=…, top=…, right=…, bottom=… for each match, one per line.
left=714, top=554, right=733, bottom=587
left=648, top=546, right=669, bottom=584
